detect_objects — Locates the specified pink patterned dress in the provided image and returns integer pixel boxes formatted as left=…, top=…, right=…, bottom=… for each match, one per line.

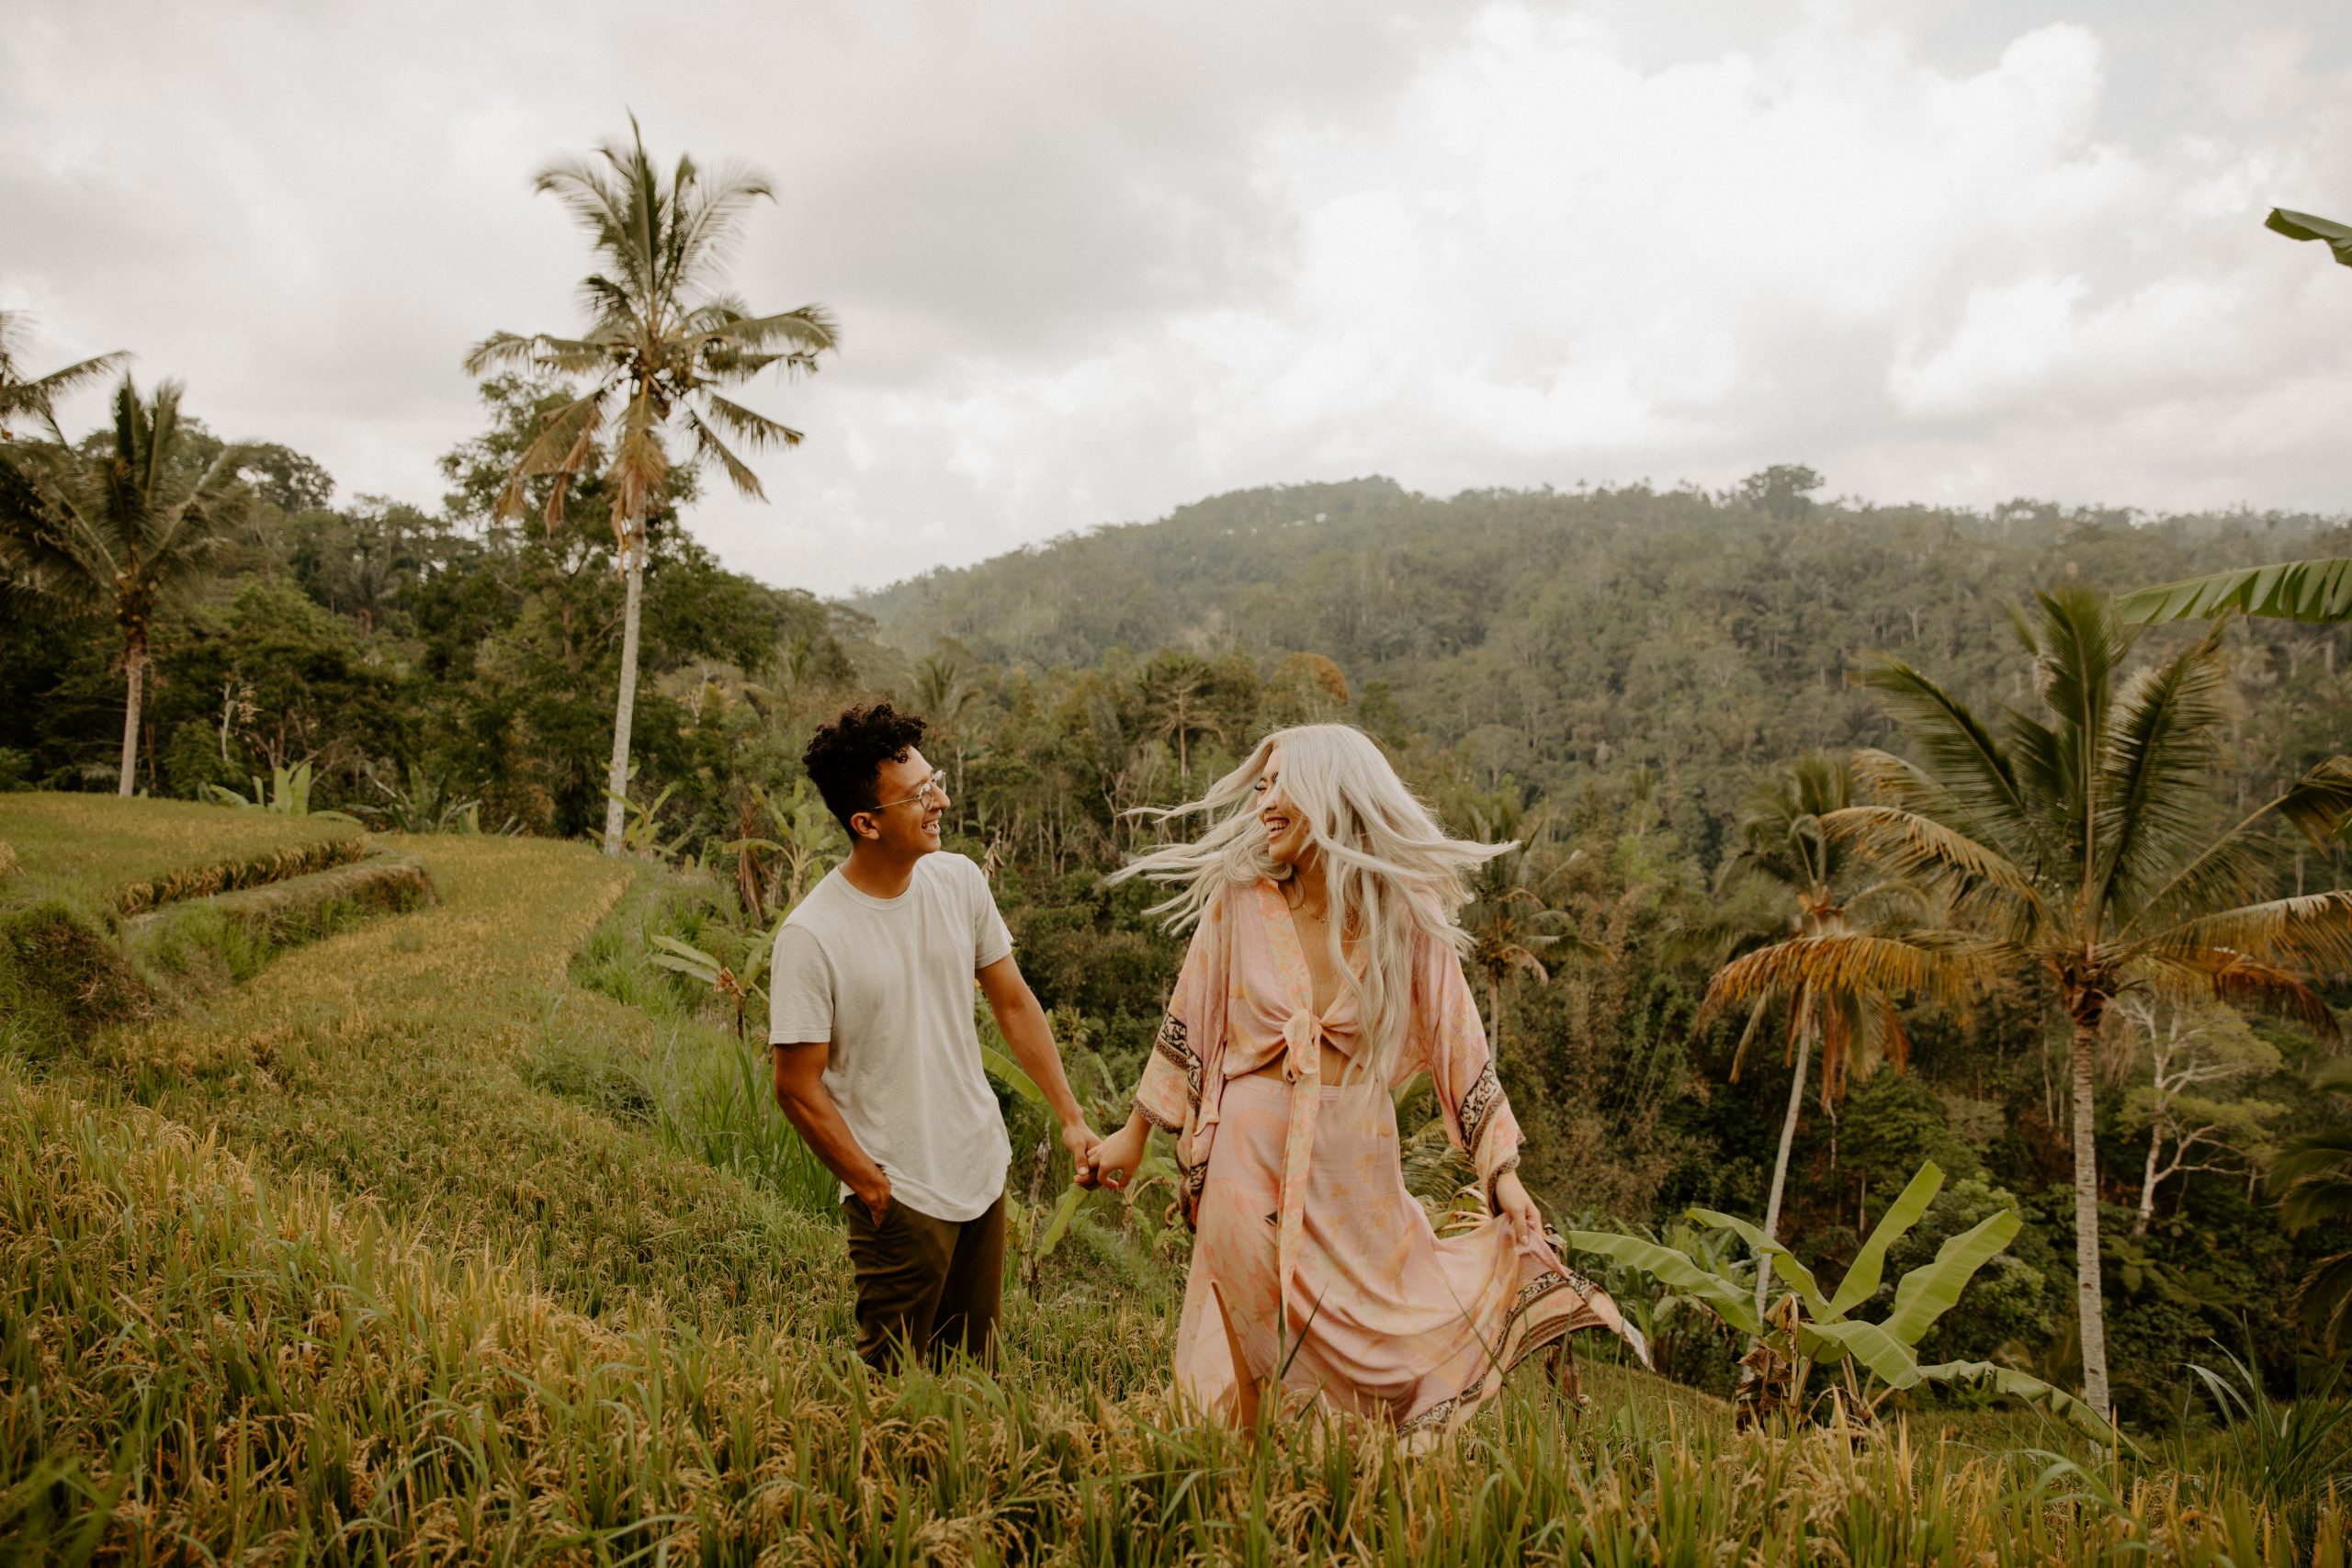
left=1133, top=880, right=1647, bottom=1436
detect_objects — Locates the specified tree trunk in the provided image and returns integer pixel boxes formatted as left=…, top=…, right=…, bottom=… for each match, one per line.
left=600, top=533, right=646, bottom=857
left=2070, top=1015, right=2112, bottom=1420
left=1754, top=1026, right=1812, bottom=1326
left=2135, top=1123, right=2161, bottom=1237
left=117, top=633, right=145, bottom=797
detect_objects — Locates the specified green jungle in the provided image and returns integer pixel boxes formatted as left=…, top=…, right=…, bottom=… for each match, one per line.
left=4, top=138, right=2352, bottom=1565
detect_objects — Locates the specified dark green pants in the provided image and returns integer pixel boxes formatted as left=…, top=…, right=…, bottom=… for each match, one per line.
left=842, top=1190, right=1006, bottom=1371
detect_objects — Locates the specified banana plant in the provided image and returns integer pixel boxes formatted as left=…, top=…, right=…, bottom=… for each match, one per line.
left=1569, top=1160, right=2117, bottom=1442
left=649, top=911, right=780, bottom=1043
left=605, top=781, right=695, bottom=863
left=204, top=761, right=362, bottom=824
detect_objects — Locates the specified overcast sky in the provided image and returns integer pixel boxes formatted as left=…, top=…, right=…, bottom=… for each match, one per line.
left=7, top=2, right=2352, bottom=597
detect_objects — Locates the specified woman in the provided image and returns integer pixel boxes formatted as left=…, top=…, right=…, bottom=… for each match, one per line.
left=1088, top=724, right=1647, bottom=1437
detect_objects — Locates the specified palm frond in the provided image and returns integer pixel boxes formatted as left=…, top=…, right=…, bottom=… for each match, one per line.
left=1857, top=661, right=2043, bottom=857
left=699, top=304, right=841, bottom=356
left=1816, top=806, right=2035, bottom=900
left=2030, top=585, right=2125, bottom=768
left=699, top=394, right=803, bottom=451
left=2093, top=619, right=2230, bottom=914
left=2124, top=761, right=2352, bottom=937
left=2147, top=890, right=2352, bottom=982
left=683, top=408, right=765, bottom=501
left=2141, top=951, right=2341, bottom=1038
left=1700, top=932, right=1991, bottom=1021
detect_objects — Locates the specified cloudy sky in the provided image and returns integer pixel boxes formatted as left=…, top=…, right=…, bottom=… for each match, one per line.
left=7, top=2, right=2352, bottom=597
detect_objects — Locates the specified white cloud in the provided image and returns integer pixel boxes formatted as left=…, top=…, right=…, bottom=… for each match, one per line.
left=5, top=2, right=2350, bottom=597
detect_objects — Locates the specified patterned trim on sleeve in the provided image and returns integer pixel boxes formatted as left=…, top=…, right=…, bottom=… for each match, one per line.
left=1458, top=1059, right=1505, bottom=1156
left=1154, top=1012, right=1203, bottom=1113
left=1136, top=1098, right=1183, bottom=1133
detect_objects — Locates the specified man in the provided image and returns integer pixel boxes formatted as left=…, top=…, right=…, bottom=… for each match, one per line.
left=769, top=701, right=1102, bottom=1371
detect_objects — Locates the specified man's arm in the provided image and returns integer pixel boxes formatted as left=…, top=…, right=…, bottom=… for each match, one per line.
left=977, top=953, right=1103, bottom=1188
left=771, top=1040, right=892, bottom=1217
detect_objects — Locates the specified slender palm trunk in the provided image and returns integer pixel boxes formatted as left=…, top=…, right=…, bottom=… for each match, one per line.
left=117, top=632, right=145, bottom=797
left=2135, top=1124, right=2163, bottom=1237
left=2070, top=1014, right=2112, bottom=1419
left=601, top=532, right=646, bottom=856
left=1754, top=1025, right=1812, bottom=1325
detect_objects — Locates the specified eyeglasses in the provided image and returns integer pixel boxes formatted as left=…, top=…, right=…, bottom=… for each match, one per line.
left=868, top=775, right=947, bottom=814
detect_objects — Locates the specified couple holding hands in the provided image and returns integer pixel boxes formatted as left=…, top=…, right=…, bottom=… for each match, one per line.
left=770, top=703, right=1640, bottom=1437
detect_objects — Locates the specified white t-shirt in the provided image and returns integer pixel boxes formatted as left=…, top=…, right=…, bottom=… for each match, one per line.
left=768, top=852, right=1015, bottom=1223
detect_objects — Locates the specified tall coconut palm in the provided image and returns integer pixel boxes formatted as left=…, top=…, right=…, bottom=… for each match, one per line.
left=2269, top=1059, right=2352, bottom=1349
left=1802, top=587, right=2352, bottom=1418
left=1702, top=752, right=1934, bottom=1325
left=0, top=377, right=253, bottom=794
left=1461, top=802, right=1599, bottom=1055
left=0, top=310, right=127, bottom=442
left=465, top=120, right=837, bottom=854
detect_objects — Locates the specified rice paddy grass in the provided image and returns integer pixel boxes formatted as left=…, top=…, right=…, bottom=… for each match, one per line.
left=2, top=798, right=2345, bottom=1562
left=0, top=792, right=366, bottom=915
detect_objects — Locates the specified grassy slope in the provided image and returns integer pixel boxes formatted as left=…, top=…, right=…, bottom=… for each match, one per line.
left=59, top=833, right=847, bottom=1337
left=0, top=792, right=364, bottom=911
left=3, top=803, right=2341, bottom=1562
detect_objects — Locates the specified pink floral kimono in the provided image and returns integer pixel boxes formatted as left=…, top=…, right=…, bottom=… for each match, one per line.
left=1133, top=879, right=1648, bottom=1437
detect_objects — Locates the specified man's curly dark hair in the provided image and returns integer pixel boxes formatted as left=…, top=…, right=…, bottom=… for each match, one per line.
left=803, top=703, right=929, bottom=832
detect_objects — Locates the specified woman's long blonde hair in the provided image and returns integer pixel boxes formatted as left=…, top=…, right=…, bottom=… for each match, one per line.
left=1107, top=723, right=1510, bottom=1080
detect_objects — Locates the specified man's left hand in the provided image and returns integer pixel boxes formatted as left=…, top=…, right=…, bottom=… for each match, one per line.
left=1064, top=1120, right=1105, bottom=1189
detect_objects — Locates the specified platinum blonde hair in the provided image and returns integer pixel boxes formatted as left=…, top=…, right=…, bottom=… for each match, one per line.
left=1108, top=723, right=1510, bottom=1080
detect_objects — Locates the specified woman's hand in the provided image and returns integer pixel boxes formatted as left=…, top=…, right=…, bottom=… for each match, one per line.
left=1090, top=1115, right=1150, bottom=1190
left=1493, top=1170, right=1543, bottom=1249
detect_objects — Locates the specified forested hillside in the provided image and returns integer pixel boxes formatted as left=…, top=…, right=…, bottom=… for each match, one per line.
left=865, top=473, right=2352, bottom=861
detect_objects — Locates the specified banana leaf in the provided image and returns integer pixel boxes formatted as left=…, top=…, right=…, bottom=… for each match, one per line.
left=1826, top=1161, right=1944, bottom=1317
left=1689, top=1206, right=1832, bottom=1319
left=1034, top=1184, right=1083, bottom=1260
left=1915, top=1359, right=2121, bottom=1445
left=1882, top=1207, right=2021, bottom=1345
left=982, top=1045, right=1046, bottom=1105
left=2118, top=558, right=2352, bottom=625
left=1802, top=1318, right=1927, bottom=1389
left=650, top=935, right=725, bottom=986
left=1567, top=1230, right=1761, bottom=1337
left=2268, top=207, right=2352, bottom=267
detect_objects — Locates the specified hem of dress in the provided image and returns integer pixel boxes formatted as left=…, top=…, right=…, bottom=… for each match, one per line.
left=1392, top=1267, right=1635, bottom=1440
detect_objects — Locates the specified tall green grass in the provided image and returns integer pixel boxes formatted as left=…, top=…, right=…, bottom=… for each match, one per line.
left=6, top=1075, right=2343, bottom=1563
left=557, top=874, right=840, bottom=1214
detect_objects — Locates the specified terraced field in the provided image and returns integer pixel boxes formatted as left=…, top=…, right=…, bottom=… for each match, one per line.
left=0, top=797, right=2341, bottom=1563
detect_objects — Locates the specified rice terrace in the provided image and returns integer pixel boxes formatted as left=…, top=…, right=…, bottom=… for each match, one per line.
left=8, top=5, right=2352, bottom=1564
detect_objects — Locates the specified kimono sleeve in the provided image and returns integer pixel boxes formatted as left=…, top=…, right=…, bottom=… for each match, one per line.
left=1406, top=930, right=1523, bottom=1206
left=1133, top=891, right=1228, bottom=1133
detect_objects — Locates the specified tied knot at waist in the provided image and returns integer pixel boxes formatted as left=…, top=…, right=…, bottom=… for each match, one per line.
left=1282, top=1008, right=1329, bottom=1084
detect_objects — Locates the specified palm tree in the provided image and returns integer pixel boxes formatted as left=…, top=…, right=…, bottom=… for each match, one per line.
left=2269, top=1059, right=2352, bottom=1349
left=0, top=377, right=253, bottom=795
left=913, top=648, right=981, bottom=809
left=1142, top=656, right=1227, bottom=787
left=1800, top=587, right=2352, bottom=1417
left=1461, top=801, right=1598, bottom=1055
left=1702, top=752, right=1929, bottom=1325
left=465, top=119, right=837, bottom=854
left=0, top=310, right=126, bottom=442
